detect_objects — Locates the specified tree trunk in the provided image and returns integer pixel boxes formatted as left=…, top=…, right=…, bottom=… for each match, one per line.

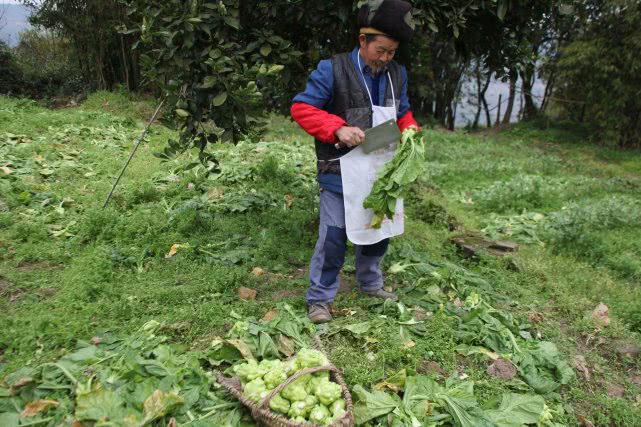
left=447, top=107, right=455, bottom=130
left=502, top=69, right=518, bottom=125
left=473, top=62, right=482, bottom=128
left=128, top=41, right=140, bottom=90
left=541, top=69, right=556, bottom=113
left=434, top=92, right=448, bottom=127
left=425, top=40, right=468, bottom=129
left=120, top=35, right=130, bottom=90
left=480, top=71, right=492, bottom=127
left=521, top=63, right=538, bottom=120
left=479, top=71, right=492, bottom=127
left=96, top=50, right=107, bottom=90
left=518, top=91, right=524, bottom=121
left=447, top=62, right=467, bottom=130
left=483, top=95, right=491, bottom=127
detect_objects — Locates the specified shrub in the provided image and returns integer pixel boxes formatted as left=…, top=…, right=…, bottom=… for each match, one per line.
left=13, top=30, right=86, bottom=98
left=473, top=175, right=556, bottom=213
left=0, top=40, right=24, bottom=95
left=544, top=197, right=641, bottom=261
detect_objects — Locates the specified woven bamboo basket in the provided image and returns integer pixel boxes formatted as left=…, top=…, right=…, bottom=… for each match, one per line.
left=217, top=337, right=355, bottom=427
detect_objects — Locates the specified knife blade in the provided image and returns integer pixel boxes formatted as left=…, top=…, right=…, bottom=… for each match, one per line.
left=334, top=119, right=400, bottom=153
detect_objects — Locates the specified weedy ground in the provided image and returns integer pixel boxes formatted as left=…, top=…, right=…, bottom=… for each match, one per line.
left=1, top=92, right=641, bottom=426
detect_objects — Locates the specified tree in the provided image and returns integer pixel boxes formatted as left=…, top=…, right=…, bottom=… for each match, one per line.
left=123, top=0, right=519, bottom=150
left=473, top=61, right=492, bottom=128
left=124, top=0, right=302, bottom=161
left=22, top=0, right=140, bottom=90
left=25, top=0, right=566, bottom=144
left=404, top=0, right=562, bottom=128
left=537, top=1, right=604, bottom=115
left=555, top=0, right=641, bottom=148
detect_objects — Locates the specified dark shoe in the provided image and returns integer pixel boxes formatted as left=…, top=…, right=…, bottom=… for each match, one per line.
left=362, top=288, right=399, bottom=301
left=307, top=302, right=333, bottom=324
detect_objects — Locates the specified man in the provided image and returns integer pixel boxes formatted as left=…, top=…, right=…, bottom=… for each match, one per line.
left=291, top=0, right=420, bottom=324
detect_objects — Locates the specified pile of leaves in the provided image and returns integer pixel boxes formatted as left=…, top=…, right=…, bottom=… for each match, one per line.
left=0, top=320, right=245, bottom=427
left=208, top=303, right=315, bottom=365
left=359, top=245, right=575, bottom=425
left=48, top=124, right=138, bottom=151
left=0, top=303, right=317, bottom=427
left=364, top=128, right=426, bottom=228
left=353, top=372, right=561, bottom=427
left=1, top=134, right=94, bottom=182
left=401, top=250, right=573, bottom=386
left=232, top=349, right=346, bottom=425
left=481, top=212, right=546, bottom=245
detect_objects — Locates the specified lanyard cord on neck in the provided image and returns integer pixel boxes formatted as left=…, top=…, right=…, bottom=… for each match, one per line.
left=357, top=52, right=395, bottom=109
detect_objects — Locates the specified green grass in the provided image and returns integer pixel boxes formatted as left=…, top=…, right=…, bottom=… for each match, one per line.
left=1, top=93, right=641, bottom=425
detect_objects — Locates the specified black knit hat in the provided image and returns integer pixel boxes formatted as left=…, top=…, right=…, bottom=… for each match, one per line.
left=357, top=0, right=415, bottom=43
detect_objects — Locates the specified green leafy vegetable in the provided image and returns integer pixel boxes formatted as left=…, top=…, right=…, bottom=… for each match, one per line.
left=281, top=376, right=309, bottom=402
left=263, top=365, right=287, bottom=389
left=309, top=403, right=331, bottom=425
left=294, top=348, right=329, bottom=370
left=314, top=378, right=342, bottom=406
left=330, top=398, right=346, bottom=416
left=288, top=399, right=309, bottom=418
left=352, top=384, right=402, bottom=424
left=75, top=388, right=126, bottom=422
left=516, top=342, right=575, bottom=394
left=233, top=360, right=266, bottom=383
left=0, top=320, right=245, bottom=426
left=269, top=393, right=291, bottom=414
left=363, top=128, right=426, bottom=228
left=354, top=374, right=552, bottom=427
left=244, top=378, right=269, bottom=402
left=141, top=390, right=184, bottom=425
left=485, top=393, right=546, bottom=427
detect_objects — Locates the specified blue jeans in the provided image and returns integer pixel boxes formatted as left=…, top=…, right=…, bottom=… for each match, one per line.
left=307, top=189, right=389, bottom=304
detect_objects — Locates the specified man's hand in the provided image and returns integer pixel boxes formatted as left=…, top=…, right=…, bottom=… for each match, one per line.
left=334, top=126, right=365, bottom=148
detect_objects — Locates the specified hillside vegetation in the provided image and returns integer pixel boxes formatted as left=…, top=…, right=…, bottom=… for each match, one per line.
left=1, top=93, right=641, bottom=426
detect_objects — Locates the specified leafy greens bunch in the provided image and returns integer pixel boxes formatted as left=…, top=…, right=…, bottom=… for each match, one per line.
left=0, top=320, right=246, bottom=427
left=364, top=128, right=426, bottom=228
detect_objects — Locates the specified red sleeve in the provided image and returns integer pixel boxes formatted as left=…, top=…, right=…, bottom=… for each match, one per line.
left=397, top=110, right=420, bottom=132
left=290, top=102, right=346, bottom=144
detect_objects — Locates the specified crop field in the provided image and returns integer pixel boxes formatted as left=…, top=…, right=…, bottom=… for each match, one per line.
left=1, top=92, right=641, bottom=426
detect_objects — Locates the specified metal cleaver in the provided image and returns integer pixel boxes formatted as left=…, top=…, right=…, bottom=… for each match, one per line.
left=335, top=119, right=400, bottom=153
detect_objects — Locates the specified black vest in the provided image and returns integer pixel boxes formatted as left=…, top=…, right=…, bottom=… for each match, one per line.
left=315, top=52, right=403, bottom=173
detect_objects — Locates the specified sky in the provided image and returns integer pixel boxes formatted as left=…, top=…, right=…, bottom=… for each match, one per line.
left=0, top=2, right=30, bottom=46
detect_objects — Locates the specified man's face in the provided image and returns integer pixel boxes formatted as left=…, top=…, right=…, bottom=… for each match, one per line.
left=359, top=34, right=399, bottom=75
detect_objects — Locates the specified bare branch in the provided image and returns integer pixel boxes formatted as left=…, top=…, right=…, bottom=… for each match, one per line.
left=0, top=4, right=7, bottom=33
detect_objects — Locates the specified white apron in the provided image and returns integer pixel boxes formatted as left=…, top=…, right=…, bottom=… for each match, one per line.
left=340, top=55, right=404, bottom=245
